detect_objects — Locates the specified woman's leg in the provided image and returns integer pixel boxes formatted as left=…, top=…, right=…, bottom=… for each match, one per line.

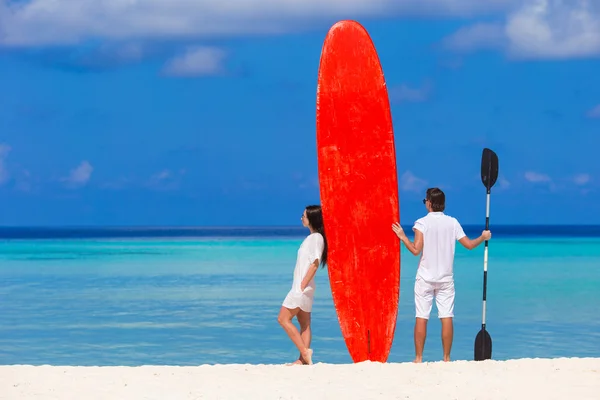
left=278, top=306, right=313, bottom=364
left=296, top=310, right=312, bottom=364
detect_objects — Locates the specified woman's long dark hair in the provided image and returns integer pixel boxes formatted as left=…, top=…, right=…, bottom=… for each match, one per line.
left=305, top=204, right=328, bottom=268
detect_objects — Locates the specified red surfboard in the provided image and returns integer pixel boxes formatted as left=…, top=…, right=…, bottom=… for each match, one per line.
left=316, top=20, right=400, bottom=363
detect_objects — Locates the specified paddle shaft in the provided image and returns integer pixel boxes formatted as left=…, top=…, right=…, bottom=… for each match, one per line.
left=475, top=148, right=497, bottom=361
left=481, top=190, right=490, bottom=328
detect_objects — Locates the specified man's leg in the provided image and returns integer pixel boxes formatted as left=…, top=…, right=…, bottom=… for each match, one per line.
left=414, top=277, right=434, bottom=363
left=414, top=318, right=428, bottom=363
left=440, top=318, right=453, bottom=362
left=436, top=280, right=456, bottom=362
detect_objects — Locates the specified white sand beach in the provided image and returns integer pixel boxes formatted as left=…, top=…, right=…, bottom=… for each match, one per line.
left=1, top=357, right=599, bottom=399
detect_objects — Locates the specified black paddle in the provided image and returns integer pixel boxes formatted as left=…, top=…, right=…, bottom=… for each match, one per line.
left=474, top=147, right=498, bottom=361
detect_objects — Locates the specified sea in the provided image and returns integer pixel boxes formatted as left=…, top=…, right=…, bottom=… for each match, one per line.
left=1, top=225, right=599, bottom=366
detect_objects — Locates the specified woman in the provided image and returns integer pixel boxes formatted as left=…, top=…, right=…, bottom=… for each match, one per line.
left=278, top=204, right=328, bottom=365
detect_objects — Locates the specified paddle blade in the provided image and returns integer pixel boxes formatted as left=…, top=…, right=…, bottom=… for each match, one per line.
left=474, top=328, right=492, bottom=361
left=481, top=148, right=499, bottom=190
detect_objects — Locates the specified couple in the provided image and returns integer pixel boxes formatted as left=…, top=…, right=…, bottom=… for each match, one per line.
left=278, top=188, right=491, bottom=364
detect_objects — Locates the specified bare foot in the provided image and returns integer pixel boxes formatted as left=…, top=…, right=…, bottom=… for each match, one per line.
left=443, top=357, right=451, bottom=362
left=285, top=359, right=303, bottom=366
left=413, top=357, right=423, bottom=363
left=302, top=349, right=313, bottom=365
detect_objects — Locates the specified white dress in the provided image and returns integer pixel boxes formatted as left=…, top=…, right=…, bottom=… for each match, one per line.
left=282, top=232, right=325, bottom=313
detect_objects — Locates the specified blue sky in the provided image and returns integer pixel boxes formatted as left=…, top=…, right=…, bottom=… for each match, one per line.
left=1, top=0, right=599, bottom=226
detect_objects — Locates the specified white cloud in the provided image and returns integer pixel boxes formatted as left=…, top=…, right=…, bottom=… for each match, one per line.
left=573, top=173, right=591, bottom=185
left=0, top=0, right=516, bottom=47
left=15, top=169, right=33, bottom=192
left=506, top=0, right=600, bottom=59
left=443, top=0, right=600, bottom=60
left=292, top=173, right=319, bottom=189
left=400, top=171, right=427, bottom=193
left=524, top=171, right=551, bottom=183
left=151, top=170, right=172, bottom=182
left=523, top=171, right=592, bottom=191
left=442, top=23, right=506, bottom=53
left=587, top=105, right=600, bottom=118
left=109, top=43, right=146, bottom=62
left=147, top=168, right=185, bottom=190
left=499, top=176, right=510, bottom=189
left=90, top=42, right=148, bottom=65
left=163, top=47, right=226, bottom=77
left=524, top=171, right=561, bottom=191
left=0, top=143, right=11, bottom=185
left=62, top=161, right=93, bottom=188
left=390, top=81, right=433, bottom=103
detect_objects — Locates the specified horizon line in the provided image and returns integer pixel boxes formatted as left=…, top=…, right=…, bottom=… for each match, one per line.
left=0, top=224, right=599, bottom=229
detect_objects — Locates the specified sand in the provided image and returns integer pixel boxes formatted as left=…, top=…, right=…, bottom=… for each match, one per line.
left=1, top=357, right=599, bottom=399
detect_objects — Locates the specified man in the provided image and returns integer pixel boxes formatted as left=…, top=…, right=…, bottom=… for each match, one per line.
left=392, top=187, right=491, bottom=363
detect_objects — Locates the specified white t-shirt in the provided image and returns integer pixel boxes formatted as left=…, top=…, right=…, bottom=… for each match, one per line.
left=282, top=232, right=324, bottom=312
left=412, top=212, right=466, bottom=283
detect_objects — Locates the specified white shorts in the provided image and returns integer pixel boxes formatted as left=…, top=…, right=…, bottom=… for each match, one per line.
left=414, top=277, right=455, bottom=319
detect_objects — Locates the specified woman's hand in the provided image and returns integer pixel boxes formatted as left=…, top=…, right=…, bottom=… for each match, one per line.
left=300, top=259, right=319, bottom=292
left=392, top=222, right=406, bottom=240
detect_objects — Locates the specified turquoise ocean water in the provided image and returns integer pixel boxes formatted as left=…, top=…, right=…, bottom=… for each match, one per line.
left=1, top=226, right=599, bottom=366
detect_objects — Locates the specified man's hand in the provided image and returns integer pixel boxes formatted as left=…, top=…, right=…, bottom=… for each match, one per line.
left=459, top=230, right=492, bottom=250
left=392, top=222, right=406, bottom=239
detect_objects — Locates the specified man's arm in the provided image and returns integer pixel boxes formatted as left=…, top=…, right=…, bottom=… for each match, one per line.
left=392, top=222, right=423, bottom=256
left=402, top=229, right=424, bottom=256
left=458, top=230, right=492, bottom=250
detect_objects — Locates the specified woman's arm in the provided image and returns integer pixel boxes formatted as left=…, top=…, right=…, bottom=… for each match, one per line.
left=301, top=259, right=320, bottom=291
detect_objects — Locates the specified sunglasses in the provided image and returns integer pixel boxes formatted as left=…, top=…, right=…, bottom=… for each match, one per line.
left=422, top=199, right=428, bottom=204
